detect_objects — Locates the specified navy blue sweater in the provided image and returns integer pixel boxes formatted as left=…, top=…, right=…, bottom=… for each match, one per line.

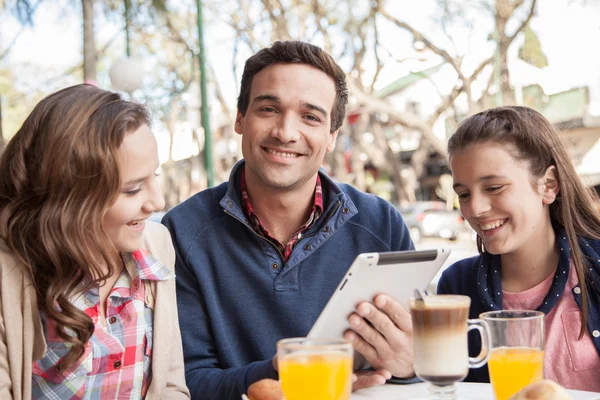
left=162, top=161, right=414, bottom=400
left=437, top=234, right=600, bottom=383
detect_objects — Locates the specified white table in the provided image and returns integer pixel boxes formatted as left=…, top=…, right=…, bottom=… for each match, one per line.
left=351, top=382, right=600, bottom=400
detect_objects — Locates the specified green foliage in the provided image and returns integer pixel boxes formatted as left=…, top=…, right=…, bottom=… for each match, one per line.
left=518, top=25, right=548, bottom=68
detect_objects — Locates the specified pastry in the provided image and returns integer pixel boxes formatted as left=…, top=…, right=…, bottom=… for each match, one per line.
left=247, top=379, right=285, bottom=400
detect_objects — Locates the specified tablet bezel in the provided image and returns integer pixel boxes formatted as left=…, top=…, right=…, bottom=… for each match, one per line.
left=307, top=248, right=450, bottom=342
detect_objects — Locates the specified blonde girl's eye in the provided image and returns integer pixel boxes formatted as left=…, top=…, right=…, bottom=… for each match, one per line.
left=124, top=187, right=142, bottom=196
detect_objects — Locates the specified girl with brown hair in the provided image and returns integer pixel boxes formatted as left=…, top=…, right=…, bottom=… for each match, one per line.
left=438, top=106, right=600, bottom=391
left=0, top=84, right=189, bottom=399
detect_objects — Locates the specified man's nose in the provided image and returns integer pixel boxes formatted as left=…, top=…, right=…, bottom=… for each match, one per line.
left=271, top=113, right=300, bottom=143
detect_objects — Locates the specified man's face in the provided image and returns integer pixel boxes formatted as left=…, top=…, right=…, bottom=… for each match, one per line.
left=235, top=63, right=338, bottom=192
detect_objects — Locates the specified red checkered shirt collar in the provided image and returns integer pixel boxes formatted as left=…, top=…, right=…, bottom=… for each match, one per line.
left=240, top=167, right=323, bottom=262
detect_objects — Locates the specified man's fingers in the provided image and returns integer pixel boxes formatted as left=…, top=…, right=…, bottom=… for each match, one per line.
left=344, top=330, right=378, bottom=362
left=348, top=312, right=387, bottom=351
left=351, top=370, right=391, bottom=392
left=374, top=295, right=413, bottom=333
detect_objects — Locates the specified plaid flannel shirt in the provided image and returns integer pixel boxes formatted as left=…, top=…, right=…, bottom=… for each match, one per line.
left=32, top=249, right=174, bottom=400
left=240, top=167, right=323, bottom=262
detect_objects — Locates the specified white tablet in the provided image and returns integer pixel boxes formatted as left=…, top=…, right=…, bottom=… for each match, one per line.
left=308, top=249, right=450, bottom=341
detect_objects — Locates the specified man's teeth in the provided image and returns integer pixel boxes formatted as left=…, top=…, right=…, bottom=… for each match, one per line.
left=481, top=220, right=505, bottom=231
left=265, top=148, right=298, bottom=158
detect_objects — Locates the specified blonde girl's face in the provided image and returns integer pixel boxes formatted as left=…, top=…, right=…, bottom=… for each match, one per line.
left=450, top=142, right=558, bottom=256
left=103, top=124, right=165, bottom=253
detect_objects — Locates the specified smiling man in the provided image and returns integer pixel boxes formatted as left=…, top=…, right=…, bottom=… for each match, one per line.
left=162, top=41, right=416, bottom=400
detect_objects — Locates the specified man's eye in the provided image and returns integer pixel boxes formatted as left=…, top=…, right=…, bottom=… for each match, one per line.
left=261, top=107, right=276, bottom=113
left=304, top=114, right=320, bottom=122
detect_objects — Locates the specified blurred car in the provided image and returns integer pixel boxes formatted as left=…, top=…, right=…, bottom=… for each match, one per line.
left=399, top=201, right=466, bottom=244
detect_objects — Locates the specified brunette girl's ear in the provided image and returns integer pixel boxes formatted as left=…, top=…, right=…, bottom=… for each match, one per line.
left=541, top=165, right=560, bottom=205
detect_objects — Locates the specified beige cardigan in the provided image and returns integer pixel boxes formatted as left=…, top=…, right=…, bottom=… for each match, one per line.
left=0, top=221, right=190, bottom=399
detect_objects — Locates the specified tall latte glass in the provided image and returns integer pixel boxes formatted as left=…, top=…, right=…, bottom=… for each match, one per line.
left=277, top=338, right=352, bottom=400
left=409, top=295, right=490, bottom=400
left=480, top=311, right=545, bottom=400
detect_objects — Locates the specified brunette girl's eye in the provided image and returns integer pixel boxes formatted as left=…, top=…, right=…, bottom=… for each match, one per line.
left=487, top=185, right=504, bottom=193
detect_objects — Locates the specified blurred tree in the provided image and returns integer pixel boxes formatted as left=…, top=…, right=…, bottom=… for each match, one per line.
left=0, top=95, right=4, bottom=153
left=81, top=0, right=96, bottom=83
left=111, top=1, right=235, bottom=207
left=1, top=0, right=35, bottom=25
left=215, top=0, right=538, bottom=203
left=0, top=68, right=35, bottom=154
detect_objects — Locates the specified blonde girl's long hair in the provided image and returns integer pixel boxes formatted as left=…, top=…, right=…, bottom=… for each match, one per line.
left=0, top=84, right=150, bottom=370
left=448, top=106, right=600, bottom=337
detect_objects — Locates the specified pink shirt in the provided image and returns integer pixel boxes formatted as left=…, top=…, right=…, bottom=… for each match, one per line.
left=503, top=263, right=600, bottom=391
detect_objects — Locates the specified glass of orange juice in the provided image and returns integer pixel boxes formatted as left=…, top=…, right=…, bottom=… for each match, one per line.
left=480, top=310, right=545, bottom=400
left=277, top=338, right=353, bottom=400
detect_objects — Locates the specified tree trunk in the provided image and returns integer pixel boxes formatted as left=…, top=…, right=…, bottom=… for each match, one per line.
left=0, top=95, right=4, bottom=154
left=496, top=0, right=516, bottom=105
left=82, top=0, right=97, bottom=84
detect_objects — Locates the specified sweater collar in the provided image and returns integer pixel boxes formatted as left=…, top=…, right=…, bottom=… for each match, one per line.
left=221, top=159, right=352, bottom=222
left=476, top=226, right=600, bottom=314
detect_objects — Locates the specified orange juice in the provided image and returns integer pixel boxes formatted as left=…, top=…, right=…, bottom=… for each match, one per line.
left=279, top=352, right=352, bottom=400
left=488, top=347, right=544, bottom=400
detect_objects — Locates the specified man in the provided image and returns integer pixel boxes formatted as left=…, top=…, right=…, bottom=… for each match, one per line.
left=163, top=41, right=416, bottom=400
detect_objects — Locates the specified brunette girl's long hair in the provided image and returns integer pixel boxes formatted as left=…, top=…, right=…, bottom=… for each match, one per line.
left=0, top=84, right=150, bottom=369
left=448, top=106, right=600, bottom=337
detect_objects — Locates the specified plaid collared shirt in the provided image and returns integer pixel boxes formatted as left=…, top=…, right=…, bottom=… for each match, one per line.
left=32, top=249, right=174, bottom=400
left=240, top=167, right=323, bottom=262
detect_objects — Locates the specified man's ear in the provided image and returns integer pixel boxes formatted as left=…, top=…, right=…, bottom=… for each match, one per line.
left=326, top=129, right=339, bottom=153
left=234, top=111, right=244, bottom=135
left=541, top=165, right=560, bottom=205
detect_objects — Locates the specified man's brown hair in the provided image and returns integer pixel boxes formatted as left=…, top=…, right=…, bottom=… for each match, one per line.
left=237, top=40, right=348, bottom=133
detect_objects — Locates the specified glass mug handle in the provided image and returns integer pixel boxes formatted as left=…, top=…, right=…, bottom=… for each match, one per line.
left=467, top=318, right=491, bottom=368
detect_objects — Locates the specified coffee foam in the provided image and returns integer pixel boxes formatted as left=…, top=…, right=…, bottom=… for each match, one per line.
left=409, top=295, right=471, bottom=310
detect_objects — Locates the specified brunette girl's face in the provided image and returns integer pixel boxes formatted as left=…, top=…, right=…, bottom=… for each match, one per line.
left=103, top=124, right=165, bottom=253
left=450, top=142, right=558, bottom=256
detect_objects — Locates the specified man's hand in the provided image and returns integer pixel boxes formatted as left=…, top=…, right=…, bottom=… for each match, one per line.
left=344, top=294, right=415, bottom=379
left=352, top=369, right=392, bottom=392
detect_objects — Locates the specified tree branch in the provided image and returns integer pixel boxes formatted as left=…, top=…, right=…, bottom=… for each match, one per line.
left=378, top=5, right=467, bottom=83
left=506, top=0, right=537, bottom=48
left=348, top=81, right=448, bottom=157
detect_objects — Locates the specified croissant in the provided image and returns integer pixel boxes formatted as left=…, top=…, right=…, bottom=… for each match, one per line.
left=509, top=380, right=571, bottom=400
